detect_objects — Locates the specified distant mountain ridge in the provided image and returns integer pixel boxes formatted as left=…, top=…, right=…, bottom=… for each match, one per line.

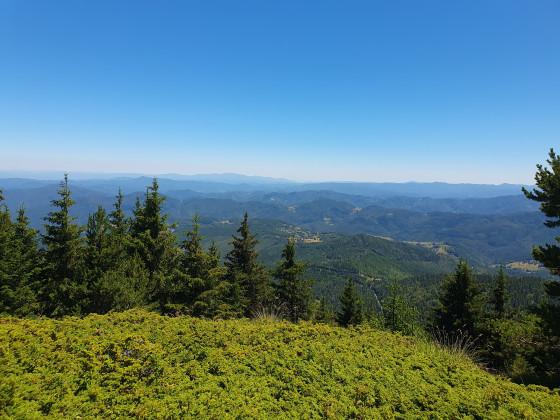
left=0, top=174, right=531, bottom=199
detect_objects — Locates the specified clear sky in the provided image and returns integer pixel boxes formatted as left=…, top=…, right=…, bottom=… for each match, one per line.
left=1, top=1, right=559, bottom=183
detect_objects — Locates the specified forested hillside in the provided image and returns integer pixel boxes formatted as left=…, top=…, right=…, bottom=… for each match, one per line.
left=1, top=178, right=554, bottom=266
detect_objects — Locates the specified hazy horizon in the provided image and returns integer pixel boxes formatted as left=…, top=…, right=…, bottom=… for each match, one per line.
left=0, top=169, right=535, bottom=186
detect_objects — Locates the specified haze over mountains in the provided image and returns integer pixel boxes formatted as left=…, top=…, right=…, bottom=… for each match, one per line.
left=0, top=173, right=547, bottom=273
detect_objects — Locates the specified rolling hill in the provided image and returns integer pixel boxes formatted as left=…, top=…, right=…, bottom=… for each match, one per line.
left=0, top=177, right=553, bottom=267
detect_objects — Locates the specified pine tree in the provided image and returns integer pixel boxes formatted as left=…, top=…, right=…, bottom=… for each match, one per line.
left=131, top=179, right=183, bottom=308
left=41, top=174, right=85, bottom=316
left=0, top=191, right=15, bottom=313
left=8, top=207, right=43, bottom=315
left=109, top=188, right=128, bottom=236
left=130, top=179, right=174, bottom=276
left=491, top=267, right=508, bottom=319
left=85, top=206, right=111, bottom=271
left=337, top=278, right=364, bottom=327
left=274, top=239, right=312, bottom=322
left=225, top=212, right=271, bottom=316
left=207, top=241, right=221, bottom=270
left=83, top=206, right=112, bottom=311
left=314, top=296, right=335, bottom=324
left=383, top=281, right=418, bottom=335
left=433, top=260, right=482, bottom=336
left=523, top=148, right=560, bottom=298
left=182, top=214, right=207, bottom=279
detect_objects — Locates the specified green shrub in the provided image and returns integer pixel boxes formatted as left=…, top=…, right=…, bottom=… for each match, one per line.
left=1, top=310, right=559, bottom=418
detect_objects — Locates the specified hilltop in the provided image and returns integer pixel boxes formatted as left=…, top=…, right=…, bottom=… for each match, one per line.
left=1, top=310, right=558, bottom=418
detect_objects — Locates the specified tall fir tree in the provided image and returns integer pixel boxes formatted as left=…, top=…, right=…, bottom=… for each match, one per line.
left=83, top=206, right=112, bottom=311
left=109, top=188, right=128, bottom=237
left=41, top=174, right=85, bottom=316
left=8, top=207, right=42, bottom=315
left=85, top=206, right=111, bottom=272
left=0, top=191, right=15, bottom=313
left=523, top=148, right=560, bottom=298
left=433, top=260, right=482, bottom=336
left=273, top=239, right=312, bottom=322
left=314, top=296, right=335, bottom=324
left=383, top=281, right=418, bottom=335
left=130, top=179, right=182, bottom=308
left=337, top=278, right=364, bottom=327
left=491, top=267, right=508, bottom=319
left=182, top=215, right=207, bottom=279
left=225, top=212, right=271, bottom=316
left=177, top=215, right=211, bottom=307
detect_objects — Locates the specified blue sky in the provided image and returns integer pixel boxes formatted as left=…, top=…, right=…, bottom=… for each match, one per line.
left=1, top=1, right=559, bottom=183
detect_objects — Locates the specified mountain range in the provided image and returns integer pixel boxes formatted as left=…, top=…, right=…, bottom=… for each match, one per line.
left=0, top=175, right=550, bottom=277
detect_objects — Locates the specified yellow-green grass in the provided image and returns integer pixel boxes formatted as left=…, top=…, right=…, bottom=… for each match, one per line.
left=1, top=310, right=559, bottom=418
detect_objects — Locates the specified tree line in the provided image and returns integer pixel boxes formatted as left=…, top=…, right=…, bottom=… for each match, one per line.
left=0, top=175, right=317, bottom=322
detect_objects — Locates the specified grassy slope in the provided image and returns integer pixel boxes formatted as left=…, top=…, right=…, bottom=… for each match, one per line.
left=1, top=310, right=559, bottom=419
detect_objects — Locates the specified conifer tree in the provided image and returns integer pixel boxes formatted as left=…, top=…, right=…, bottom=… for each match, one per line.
left=207, top=241, right=221, bottom=270
left=129, top=179, right=182, bottom=308
left=523, top=148, right=560, bottom=298
left=41, top=174, right=85, bottom=316
left=383, top=281, right=418, bottom=335
left=175, top=215, right=213, bottom=307
left=131, top=179, right=175, bottom=276
left=314, top=296, right=335, bottom=324
left=274, top=239, right=312, bottom=322
left=109, top=188, right=128, bottom=236
left=337, top=278, right=364, bottom=327
left=182, top=214, right=207, bottom=279
left=433, top=260, right=482, bottom=336
left=7, top=207, right=43, bottom=315
left=0, top=191, right=15, bottom=313
left=83, top=206, right=112, bottom=311
left=491, top=267, right=508, bottom=319
left=225, top=212, right=271, bottom=316
left=85, top=206, right=111, bottom=271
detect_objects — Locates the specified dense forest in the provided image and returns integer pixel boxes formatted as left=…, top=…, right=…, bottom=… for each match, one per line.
left=2, top=151, right=560, bottom=388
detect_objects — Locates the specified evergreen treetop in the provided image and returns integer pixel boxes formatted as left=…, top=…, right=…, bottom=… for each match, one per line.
left=337, top=278, right=363, bottom=327
left=433, top=260, right=482, bottom=336
left=523, top=148, right=560, bottom=297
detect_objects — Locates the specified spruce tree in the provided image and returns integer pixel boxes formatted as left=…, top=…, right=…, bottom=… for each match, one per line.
left=130, top=179, right=174, bottom=276
left=83, top=206, right=112, bottom=311
left=85, top=206, right=111, bottom=271
left=207, top=241, right=221, bottom=270
left=433, top=260, right=482, bottom=336
left=0, top=191, right=15, bottom=313
left=523, top=148, right=560, bottom=298
left=383, top=281, right=417, bottom=335
left=8, top=207, right=43, bottom=315
left=130, top=179, right=182, bottom=308
left=491, top=267, right=508, bottom=319
left=176, top=215, right=214, bottom=308
left=274, top=239, right=312, bottom=322
left=337, top=278, right=364, bottom=327
left=109, top=188, right=128, bottom=236
left=41, top=174, right=85, bottom=316
left=225, top=212, right=271, bottom=316
left=314, top=296, right=335, bottom=324
left=182, top=214, right=207, bottom=279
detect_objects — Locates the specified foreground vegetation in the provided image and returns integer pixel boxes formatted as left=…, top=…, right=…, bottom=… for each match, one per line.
left=1, top=309, right=559, bottom=418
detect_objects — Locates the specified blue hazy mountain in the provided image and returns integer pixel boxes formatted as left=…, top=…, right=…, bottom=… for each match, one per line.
left=0, top=176, right=549, bottom=268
